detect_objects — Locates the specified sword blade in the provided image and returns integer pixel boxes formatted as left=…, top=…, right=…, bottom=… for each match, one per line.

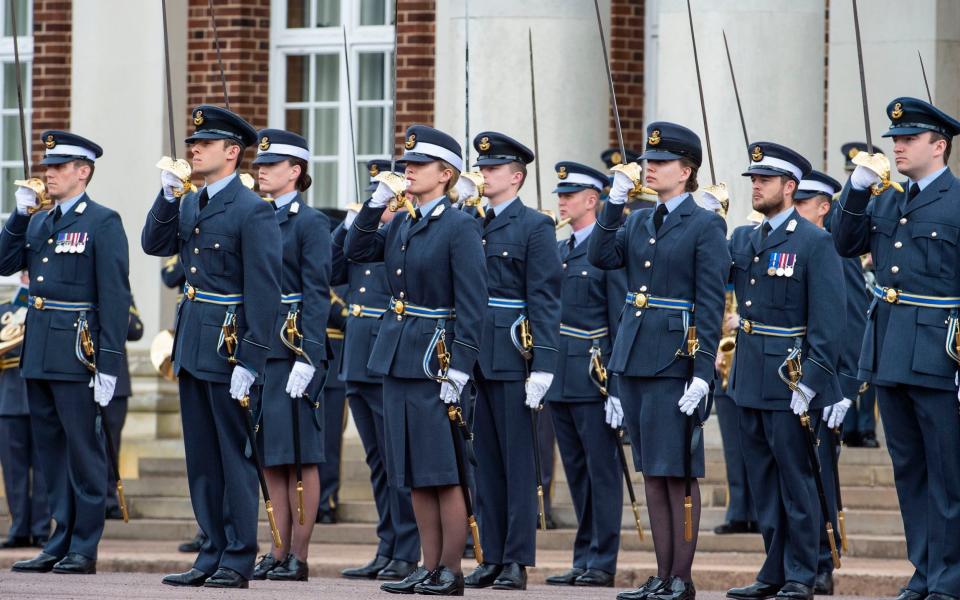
left=9, top=0, right=29, bottom=177
left=722, top=29, right=750, bottom=153
left=851, top=0, right=873, bottom=152
left=342, top=26, right=362, bottom=203
left=389, top=0, right=399, bottom=172
left=207, top=0, right=230, bottom=109
left=918, top=50, right=933, bottom=104
left=464, top=0, right=471, bottom=166
left=161, top=0, right=178, bottom=160
left=592, top=0, right=626, bottom=158
left=528, top=29, right=542, bottom=212
left=685, top=0, right=715, bottom=185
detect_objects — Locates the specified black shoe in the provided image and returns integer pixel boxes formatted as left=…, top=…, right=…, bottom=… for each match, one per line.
left=492, top=563, right=527, bottom=590
left=462, top=545, right=475, bottom=560
left=893, top=589, right=925, bottom=600
left=861, top=431, right=880, bottom=448
left=575, top=568, right=614, bottom=587
left=267, top=554, right=309, bottom=581
left=11, top=552, right=60, bottom=573
left=464, top=563, right=502, bottom=588
left=774, top=582, right=812, bottom=600
left=546, top=567, right=585, bottom=586
left=177, top=531, right=207, bottom=553
left=727, top=580, right=781, bottom=599
left=924, top=594, right=960, bottom=600
left=342, top=554, right=391, bottom=579
left=544, top=512, right=558, bottom=530
left=415, top=566, right=465, bottom=596
left=842, top=432, right=862, bottom=447
left=381, top=566, right=432, bottom=594
left=377, top=559, right=418, bottom=581
left=1, top=536, right=32, bottom=549
left=813, top=571, right=833, bottom=595
left=618, top=575, right=668, bottom=600
left=651, top=576, right=696, bottom=600
left=162, top=568, right=209, bottom=587
left=52, top=552, right=96, bottom=575
left=714, top=520, right=754, bottom=535
left=203, top=567, right=249, bottom=588
left=746, top=521, right=760, bottom=533
left=317, top=510, right=337, bottom=524
left=105, top=505, right=124, bottom=520
left=252, top=554, right=281, bottom=580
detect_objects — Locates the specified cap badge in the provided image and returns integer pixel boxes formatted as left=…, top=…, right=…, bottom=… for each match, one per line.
left=751, top=145, right=763, bottom=162
left=478, top=136, right=491, bottom=152
left=891, top=102, right=903, bottom=120
left=404, top=133, right=416, bottom=150
left=611, top=151, right=622, bottom=164
left=369, top=164, right=380, bottom=177
left=258, top=136, right=270, bottom=151
left=848, top=147, right=859, bottom=159
left=194, top=110, right=205, bottom=126
left=648, top=129, right=661, bottom=146
left=557, top=166, right=568, bottom=180
left=44, top=134, right=55, bottom=149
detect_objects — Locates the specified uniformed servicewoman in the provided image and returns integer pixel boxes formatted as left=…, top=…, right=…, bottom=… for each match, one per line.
left=590, top=122, right=728, bottom=600
left=542, top=161, right=626, bottom=588
left=0, top=131, right=132, bottom=575
left=833, top=97, right=960, bottom=600
left=463, top=131, right=562, bottom=591
left=725, top=143, right=843, bottom=600
left=0, top=277, right=49, bottom=549
left=345, top=125, right=486, bottom=595
left=247, top=129, right=330, bottom=582
left=792, top=170, right=870, bottom=595
left=336, top=160, right=421, bottom=583
left=143, top=105, right=281, bottom=589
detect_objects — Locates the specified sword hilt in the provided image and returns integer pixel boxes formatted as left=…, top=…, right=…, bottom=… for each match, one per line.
left=826, top=522, right=841, bottom=569
left=684, top=495, right=693, bottom=542
left=117, top=481, right=129, bottom=524
left=265, top=500, right=282, bottom=548
left=468, top=516, right=484, bottom=565
left=297, top=481, right=305, bottom=526
left=537, top=486, right=547, bottom=531
left=631, top=501, right=644, bottom=542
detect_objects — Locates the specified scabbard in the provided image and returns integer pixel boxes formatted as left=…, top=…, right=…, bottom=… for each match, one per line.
left=615, top=428, right=644, bottom=541
left=801, top=413, right=841, bottom=569
left=293, top=393, right=304, bottom=525
left=683, top=413, right=694, bottom=542
left=530, top=407, right=546, bottom=530
left=448, top=406, right=483, bottom=565
left=831, top=427, right=847, bottom=553
left=98, top=406, right=128, bottom=523
left=240, top=395, right=282, bottom=548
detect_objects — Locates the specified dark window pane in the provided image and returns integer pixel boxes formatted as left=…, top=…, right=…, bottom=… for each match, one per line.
left=286, top=0, right=309, bottom=28
left=286, top=55, right=309, bottom=103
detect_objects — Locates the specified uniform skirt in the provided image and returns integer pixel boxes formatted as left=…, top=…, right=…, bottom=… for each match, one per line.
left=382, top=375, right=459, bottom=489
left=258, top=357, right=325, bottom=467
left=619, top=375, right=705, bottom=478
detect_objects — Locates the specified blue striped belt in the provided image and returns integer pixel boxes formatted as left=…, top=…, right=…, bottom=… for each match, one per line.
left=183, top=284, right=243, bottom=305
left=488, top=297, right=527, bottom=309
left=29, top=297, right=96, bottom=311
left=625, top=292, right=694, bottom=311
left=350, top=304, right=387, bottom=318
left=872, top=285, right=960, bottom=308
left=739, top=318, right=806, bottom=337
left=281, top=292, right=303, bottom=304
left=559, top=324, right=609, bottom=340
left=388, top=298, right=455, bottom=319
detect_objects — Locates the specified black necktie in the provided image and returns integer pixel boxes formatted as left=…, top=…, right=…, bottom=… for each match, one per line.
left=52, top=206, right=62, bottom=223
left=761, top=221, right=772, bottom=240
left=199, top=188, right=209, bottom=211
left=908, top=183, right=920, bottom=202
left=483, top=210, right=496, bottom=228
left=562, top=234, right=575, bottom=259
left=654, top=203, right=668, bottom=232
left=413, top=208, right=422, bottom=221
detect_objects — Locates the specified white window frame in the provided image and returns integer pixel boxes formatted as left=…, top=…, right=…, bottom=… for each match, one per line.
left=269, top=0, right=394, bottom=207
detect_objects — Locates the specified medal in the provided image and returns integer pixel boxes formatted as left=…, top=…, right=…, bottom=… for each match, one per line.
left=767, top=252, right=777, bottom=277
left=55, top=233, right=65, bottom=254
left=76, top=233, right=87, bottom=254
left=784, top=254, right=795, bottom=277
left=776, top=253, right=786, bottom=277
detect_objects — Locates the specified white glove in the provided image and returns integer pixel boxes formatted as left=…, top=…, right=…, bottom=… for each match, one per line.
left=823, top=397, right=852, bottom=429
left=524, top=371, right=554, bottom=409
left=285, top=361, right=316, bottom=398
left=343, top=208, right=358, bottom=229
left=605, top=395, right=623, bottom=429
left=850, top=164, right=881, bottom=191
left=15, top=186, right=37, bottom=215
left=89, top=373, right=118, bottom=407
left=369, top=180, right=397, bottom=208
left=439, top=368, right=470, bottom=405
left=161, top=169, right=185, bottom=201
left=455, top=176, right=477, bottom=201
left=229, top=366, right=256, bottom=401
left=608, top=171, right=634, bottom=205
left=678, top=376, right=710, bottom=416
left=790, top=382, right=817, bottom=416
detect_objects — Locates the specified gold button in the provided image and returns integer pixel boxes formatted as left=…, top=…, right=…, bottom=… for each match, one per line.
left=644, top=260, right=651, bottom=268
left=640, top=285, right=647, bottom=292
left=750, top=278, right=755, bottom=285
left=42, top=257, right=48, bottom=263
left=753, top=256, right=759, bottom=263
left=891, top=265, right=899, bottom=273
left=190, top=266, right=197, bottom=274
left=193, top=248, right=199, bottom=254
left=894, top=241, right=902, bottom=249
left=900, top=217, right=907, bottom=225
left=745, top=300, right=752, bottom=307
left=359, top=287, right=366, bottom=293
left=36, top=276, right=44, bottom=282
left=214, top=243, right=220, bottom=249
left=194, top=227, right=200, bottom=234
left=396, top=269, right=402, bottom=276
left=365, top=269, right=371, bottom=275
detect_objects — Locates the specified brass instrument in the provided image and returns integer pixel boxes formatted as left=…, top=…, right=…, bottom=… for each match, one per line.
left=717, top=291, right=738, bottom=389
left=156, top=156, right=198, bottom=198
left=15, top=178, right=53, bottom=215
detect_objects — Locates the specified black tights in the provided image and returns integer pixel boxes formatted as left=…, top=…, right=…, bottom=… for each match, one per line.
left=411, top=485, right=467, bottom=574
left=643, top=475, right=700, bottom=582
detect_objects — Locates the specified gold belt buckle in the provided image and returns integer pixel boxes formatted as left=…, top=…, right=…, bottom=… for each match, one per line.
left=883, top=288, right=899, bottom=304
left=185, top=284, right=197, bottom=301
left=741, top=319, right=753, bottom=334
left=632, top=293, right=648, bottom=309
left=392, top=300, right=406, bottom=315
left=351, top=304, right=362, bottom=317
left=33, top=296, right=44, bottom=310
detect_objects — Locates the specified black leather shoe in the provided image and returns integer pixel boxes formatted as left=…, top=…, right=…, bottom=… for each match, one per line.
left=714, top=520, right=754, bottom=535
left=925, top=594, right=960, bottom=600
left=203, top=567, right=249, bottom=588
left=774, top=582, right=812, bottom=599
left=342, top=554, right=391, bottom=579
left=813, top=571, right=833, bottom=595
left=546, top=567, right=585, bottom=586
left=618, top=576, right=668, bottom=600
left=177, top=531, right=207, bottom=553
left=11, top=552, right=60, bottom=573
left=316, top=510, right=337, bottom=524
left=415, top=566, right=465, bottom=596
left=162, top=568, right=209, bottom=587
left=746, top=521, right=760, bottom=533
left=105, top=505, right=124, bottom=520
left=651, top=576, right=695, bottom=600
left=377, top=558, right=418, bottom=581
left=892, top=589, right=925, bottom=600
left=842, top=432, right=862, bottom=447
left=1, top=536, right=32, bottom=549
left=575, top=568, right=614, bottom=587
left=727, top=580, right=781, bottom=599
left=492, top=563, right=527, bottom=590
left=464, top=563, right=502, bottom=588
left=252, top=554, right=281, bottom=580
left=381, top=566, right=432, bottom=594
left=267, top=554, right=309, bottom=581
left=52, top=553, right=96, bottom=574
left=861, top=431, right=880, bottom=448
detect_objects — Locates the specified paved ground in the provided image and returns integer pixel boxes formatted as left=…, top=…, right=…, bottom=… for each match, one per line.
left=0, top=571, right=891, bottom=599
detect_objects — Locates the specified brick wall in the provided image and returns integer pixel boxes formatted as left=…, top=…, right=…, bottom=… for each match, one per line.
left=394, top=0, right=435, bottom=156
left=609, top=0, right=645, bottom=151
left=31, top=0, right=72, bottom=176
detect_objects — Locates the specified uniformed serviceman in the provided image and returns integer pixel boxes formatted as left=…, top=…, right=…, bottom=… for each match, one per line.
left=463, top=131, right=562, bottom=591
left=590, top=122, right=728, bottom=600
left=143, top=105, right=281, bottom=589
left=792, top=170, right=869, bottom=596
left=0, top=276, right=49, bottom=549
left=248, top=129, right=330, bottom=582
left=725, top=142, right=843, bottom=600
left=542, top=161, right=626, bottom=589
left=1, top=131, right=132, bottom=575
left=336, top=160, right=421, bottom=583
left=345, top=125, right=486, bottom=595
left=833, top=97, right=960, bottom=600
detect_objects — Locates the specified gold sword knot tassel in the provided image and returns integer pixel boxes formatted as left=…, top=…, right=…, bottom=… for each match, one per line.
left=851, top=151, right=903, bottom=196
left=375, top=171, right=417, bottom=219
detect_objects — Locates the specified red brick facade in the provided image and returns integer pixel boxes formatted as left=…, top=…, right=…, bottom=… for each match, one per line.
left=31, top=0, right=72, bottom=176
left=609, top=0, right=645, bottom=151
left=394, top=0, right=436, bottom=156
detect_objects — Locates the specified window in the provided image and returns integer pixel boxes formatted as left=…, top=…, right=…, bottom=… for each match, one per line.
left=0, top=0, right=31, bottom=216
left=270, top=0, right=394, bottom=208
